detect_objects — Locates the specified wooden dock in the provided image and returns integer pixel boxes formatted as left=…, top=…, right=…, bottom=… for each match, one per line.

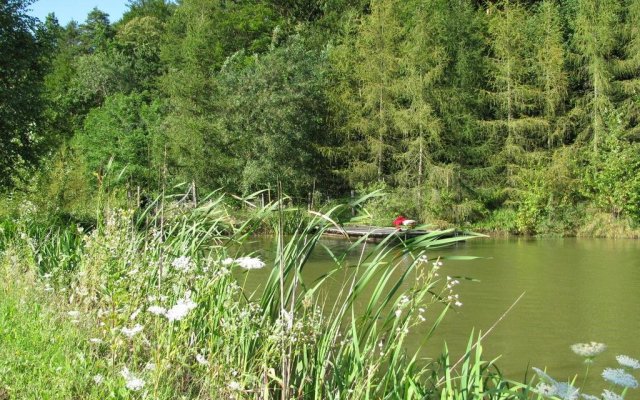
left=323, top=225, right=459, bottom=241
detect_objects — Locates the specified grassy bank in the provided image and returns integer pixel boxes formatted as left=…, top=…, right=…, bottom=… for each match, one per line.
left=0, top=266, right=100, bottom=399
left=1, top=190, right=638, bottom=399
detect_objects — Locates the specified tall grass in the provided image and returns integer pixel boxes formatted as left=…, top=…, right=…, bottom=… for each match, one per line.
left=0, top=189, right=531, bottom=399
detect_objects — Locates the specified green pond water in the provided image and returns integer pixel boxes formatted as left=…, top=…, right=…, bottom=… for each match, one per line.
left=235, top=236, right=640, bottom=391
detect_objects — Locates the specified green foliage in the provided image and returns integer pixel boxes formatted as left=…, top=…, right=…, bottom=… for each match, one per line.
left=5, top=0, right=640, bottom=236
left=72, top=92, right=161, bottom=188
left=0, top=0, right=49, bottom=188
left=219, top=34, right=335, bottom=197
left=582, top=131, right=640, bottom=224
left=78, top=8, right=114, bottom=54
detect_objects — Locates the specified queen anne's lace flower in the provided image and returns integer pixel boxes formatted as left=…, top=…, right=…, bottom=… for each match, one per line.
left=616, top=354, right=640, bottom=370
left=571, top=342, right=606, bottom=358
left=121, top=324, right=143, bottom=338
left=222, top=258, right=234, bottom=266
left=235, top=256, right=265, bottom=270
left=147, top=305, right=167, bottom=316
left=171, top=256, right=193, bottom=272
left=536, top=382, right=557, bottom=397
left=166, top=296, right=197, bottom=322
left=601, top=390, right=623, bottom=400
left=602, top=368, right=639, bottom=388
left=554, top=382, right=579, bottom=400
left=533, top=367, right=557, bottom=384
left=121, top=367, right=144, bottom=391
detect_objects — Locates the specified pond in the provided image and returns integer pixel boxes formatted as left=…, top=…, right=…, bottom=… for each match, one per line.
left=234, top=235, right=640, bottom=391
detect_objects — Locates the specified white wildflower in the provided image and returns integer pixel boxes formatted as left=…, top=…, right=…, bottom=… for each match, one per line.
left=121, top=367, right=145, bottom=391
left=130, top=308, right=141, bottom=321
left=533, top=367, right=557, bottom=384
left=222, top=257, right=234, bottom=266
left=454, top=301, right=463, bottom=307
left=147, top=305, right=167, bottom=316
left=121, top=324, right=144, bottom=338
left=616, top=354, right=640, bottom=369
left=228, top=381, right=242, bottom=391
left=89, top=338, right=103, bottom=344
left=171, top=256, right=193, bottom=272
left=67, top=310, right=80, bottom=318
left=196, top=353, right=209, bottom=366
left=281, top=309, right=293, bottom=330
left=235, top=256, right=265, bottom=270
left=394, top=309, right=402, bottom=318
left=571, top=342, right=606, bottom=358
left=166, top=296, right=197, bottom=322
left=93, top=374, right=104, bottom=384
left=554, top=382, right=579, bottom=400
left=144, top=362, right=156, bottom=371
left=602, top=368, right=639, bottom=388
left=536, top=382, right=557, bottom=397
left=601, top=390, right=623, bottom=400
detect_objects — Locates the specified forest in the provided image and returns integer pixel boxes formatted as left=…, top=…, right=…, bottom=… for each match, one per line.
left=2, top=0, right=640, bottom=236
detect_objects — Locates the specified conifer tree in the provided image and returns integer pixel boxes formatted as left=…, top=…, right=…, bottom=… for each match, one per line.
left=534, top=0, right=568, bottom=148
left=572, top=0, right=621, bottom=152
left=395, top=0, right=446, bottom=200
left=341, top=0, right=405, bottom=186
left=616, top=0, right=640, bottom=138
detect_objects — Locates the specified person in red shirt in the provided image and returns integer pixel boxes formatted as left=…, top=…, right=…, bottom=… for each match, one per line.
left=393, top=215, right=407, bottom=228
left=393, top=215, right=417, bottom=229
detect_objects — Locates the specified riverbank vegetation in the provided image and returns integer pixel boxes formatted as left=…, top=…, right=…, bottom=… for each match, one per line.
left=2, top=190, right=638, bottom=399
left=0, top=190, right=529, bottom=399
left=2, top=0, right=640, bottom=237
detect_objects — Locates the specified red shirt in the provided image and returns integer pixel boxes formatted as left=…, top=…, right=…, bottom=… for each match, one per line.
left=393, top=216, right=407, bottom=228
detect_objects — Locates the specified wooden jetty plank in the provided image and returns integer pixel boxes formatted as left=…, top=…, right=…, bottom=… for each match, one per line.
left=323, top=225, right=456, bottom=240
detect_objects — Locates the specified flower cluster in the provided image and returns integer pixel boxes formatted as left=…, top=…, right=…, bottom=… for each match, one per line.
left=121, top=367, right=144, bottom=391
left=121, top=324, right=143, bottom=338
left=165, top=293, right=197, bottom=322
left=570, top=342, right=607, bottom=360
left=532, top=368, right=579, bottom=400
left=171, top=256, right=193, bottom=273
left=616, top=354, right=640, bottom=370
left=602, top=368, right=639, bottom=388
left=222, top=256, right=266, bottom=270
left=445, top=276, right=462, bottom=307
